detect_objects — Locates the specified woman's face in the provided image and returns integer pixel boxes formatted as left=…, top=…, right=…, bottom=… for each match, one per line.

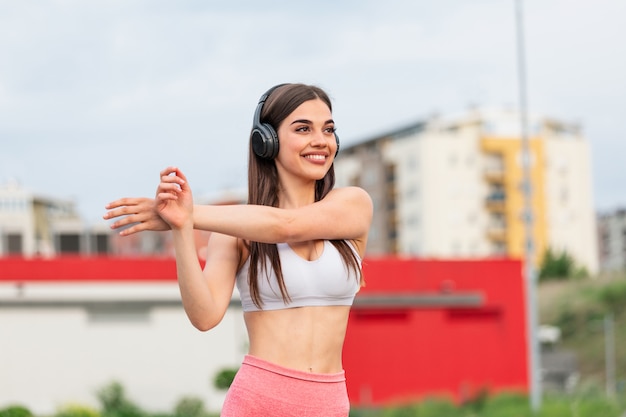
left=275, top=98, right=337, bottom=183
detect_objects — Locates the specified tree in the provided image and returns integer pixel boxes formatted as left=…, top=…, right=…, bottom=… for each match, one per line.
left=96, top=381, right=144, bottom=417
left=213, top=368, right=238, bottom=391
left=539, top=247, right=587, bottom=281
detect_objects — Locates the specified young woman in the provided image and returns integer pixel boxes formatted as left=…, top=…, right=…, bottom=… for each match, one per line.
left=104, top=83, right=372, bottom=416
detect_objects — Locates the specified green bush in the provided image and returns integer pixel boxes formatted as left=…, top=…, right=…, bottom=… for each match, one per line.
left=0, top=405, right=33, bottom=417
left=173, top=397, right=208, bottom=417
left=594, top=280, right=626, bottom=314
left=349, top=392, right=626, bottom=417
left=380, top=404, right=418, bottom=417
left=539, top=248, right=587, bottom=281
left=213, top=368, right=238, bottom=391
left=537, top=399, right=574, bottom=417
left=54, top=404, right=100, bottom=417
left=415, top=397, right=460, bottom=416
left=96, top=381, right=144, bottom=417
left=461, top=387, right=489, bottom=412
left=481, top=392, right=530, bottom=417
left=574, top=397, right=623, bottom=417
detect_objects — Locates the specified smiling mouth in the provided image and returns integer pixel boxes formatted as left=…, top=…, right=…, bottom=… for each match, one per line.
left=304, top=154, right=326, bottom=161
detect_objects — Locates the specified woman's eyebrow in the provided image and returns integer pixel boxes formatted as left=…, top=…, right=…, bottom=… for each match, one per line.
left=290, top=119, right=335, bottom=125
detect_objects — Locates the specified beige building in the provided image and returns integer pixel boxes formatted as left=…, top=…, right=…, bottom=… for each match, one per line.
left=0, top=181, right=110, bottom=257
left=0, top=181, right=182, bottom=258
left=335, top=108, right=599, bottom=274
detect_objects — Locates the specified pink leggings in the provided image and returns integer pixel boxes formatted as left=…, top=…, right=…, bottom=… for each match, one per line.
left=220, top=355, right=350, bottom=416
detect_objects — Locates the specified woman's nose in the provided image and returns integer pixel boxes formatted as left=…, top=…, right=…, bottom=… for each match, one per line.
left=310, top=130, right=326, bottom=146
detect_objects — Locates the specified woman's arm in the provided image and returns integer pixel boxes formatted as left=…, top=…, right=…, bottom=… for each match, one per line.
left=157, top=167, right=372, bottom=249
left=150, top=168, right=239, bottom=331
left=104, top=166, right=373, bottom=249
left=192, top=187, right=371, bottom=245
left=174, top=229, right=240, bottom=331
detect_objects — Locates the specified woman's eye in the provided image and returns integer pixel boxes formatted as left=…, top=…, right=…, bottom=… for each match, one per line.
left=325, top=127, right=337, bottom=134
left=295, top=126, right=310, bottom=132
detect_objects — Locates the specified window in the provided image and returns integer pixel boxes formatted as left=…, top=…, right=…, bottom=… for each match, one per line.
left=406, top=183, right=419, bottom=199
left=0, top=198, right=27, bottom=212
left=92, top=233, right=110, bottom=254
left=384, top=164, right=396, bottom=183
left=58, top=234, right=81, bottom=253
left=7, top=233, right=23, bottom=254
left=87, top=305, right=151, bottom=324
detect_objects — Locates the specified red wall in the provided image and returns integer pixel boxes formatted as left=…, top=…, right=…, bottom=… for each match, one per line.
left=0, top=256, right=177, bottom=282
left=343, top=257, right=528, bottom=406
left=0, top=256, right=528, bottom=406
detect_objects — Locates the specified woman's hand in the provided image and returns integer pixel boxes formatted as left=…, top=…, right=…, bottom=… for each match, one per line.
left=155, top=166, right=194, bottom=230
left=104, top=197, right=170, bottom=236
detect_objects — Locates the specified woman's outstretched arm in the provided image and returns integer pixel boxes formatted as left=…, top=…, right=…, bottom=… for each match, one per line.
left=161, top=167, right=372, bottom=250
left=105, top=166, right=373, bottom=252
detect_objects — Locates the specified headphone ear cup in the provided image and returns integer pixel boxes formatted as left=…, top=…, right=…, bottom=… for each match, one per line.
left=252, top=123, right=279, bottom=159
left=335, top=132, right=340, bottom=157
left=251, top=84, right=287, bottom=160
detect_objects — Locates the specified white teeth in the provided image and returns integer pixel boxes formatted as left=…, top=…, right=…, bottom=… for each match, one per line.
left=305, top=155, right=325, bottom=160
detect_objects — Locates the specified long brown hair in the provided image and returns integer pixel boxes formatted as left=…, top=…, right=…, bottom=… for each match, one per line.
left=246, top=83, right=362, bottom=309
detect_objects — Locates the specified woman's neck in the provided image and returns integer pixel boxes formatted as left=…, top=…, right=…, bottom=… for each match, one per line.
left=278, top=180, right=316, bottom=209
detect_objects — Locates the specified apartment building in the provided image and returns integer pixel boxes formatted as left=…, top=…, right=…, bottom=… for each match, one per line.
left=0, top=180, right=110, bottom=257
left=597, top=208, right=626, bottom=272
left=334, top=108, right=599, bottom=274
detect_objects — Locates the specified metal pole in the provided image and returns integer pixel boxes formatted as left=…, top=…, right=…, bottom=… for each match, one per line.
left=605, top=313, right=616, bottom=398
left=514, top=0, right=541, bottom=411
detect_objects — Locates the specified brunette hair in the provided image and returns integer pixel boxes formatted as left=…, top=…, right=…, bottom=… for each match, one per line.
left=246, top=83, right=362, bottom=309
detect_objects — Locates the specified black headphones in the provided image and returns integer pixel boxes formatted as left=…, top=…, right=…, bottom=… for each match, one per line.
left=251, top=84, right=340, bottom=160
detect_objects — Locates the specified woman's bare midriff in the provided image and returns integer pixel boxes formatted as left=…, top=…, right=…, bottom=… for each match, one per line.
left=244, top=305, right=351, bottom=374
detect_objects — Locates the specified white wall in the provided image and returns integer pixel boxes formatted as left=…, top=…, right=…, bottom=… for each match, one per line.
left=0, top=283, right=247, bottom=415
left=407, top=130, right=488, bottom=258
left=544, top=137, right=599, bottom=274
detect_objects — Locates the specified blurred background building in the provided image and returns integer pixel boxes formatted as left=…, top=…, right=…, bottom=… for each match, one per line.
left=334, top=107, right=600, bottom=274
left=0, top=180, right=110, bottom=257
left=597, top=208, right=626, bottom=272
left=0, top=182, right=246, bottom=259
left=2, top=108, right=622, bottom=276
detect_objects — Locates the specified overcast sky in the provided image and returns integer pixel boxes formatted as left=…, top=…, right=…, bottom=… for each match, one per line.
left=1, top=0, right=624, bottom=223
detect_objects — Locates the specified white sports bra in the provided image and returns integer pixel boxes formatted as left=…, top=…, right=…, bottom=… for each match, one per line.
left=235, top=240, right=361, bottom=312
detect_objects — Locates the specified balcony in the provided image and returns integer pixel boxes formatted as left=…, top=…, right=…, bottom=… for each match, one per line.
left=485, top=191, right=506, bottom=212
left=490, top=242, right=508, bottom=256
left=483, top=152, right=505, bottom=183
left=484, top=167, right=505, bottom=183
left=486, top=224, right=507, bottom=242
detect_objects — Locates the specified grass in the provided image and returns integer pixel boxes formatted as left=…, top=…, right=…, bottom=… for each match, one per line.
left=538, top=272, right=626, bottom=390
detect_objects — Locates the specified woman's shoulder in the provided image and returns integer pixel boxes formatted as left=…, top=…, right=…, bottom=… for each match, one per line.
left=325, top=186, right=372, bottom=205
left=324, top=187, right=373, bottom=219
